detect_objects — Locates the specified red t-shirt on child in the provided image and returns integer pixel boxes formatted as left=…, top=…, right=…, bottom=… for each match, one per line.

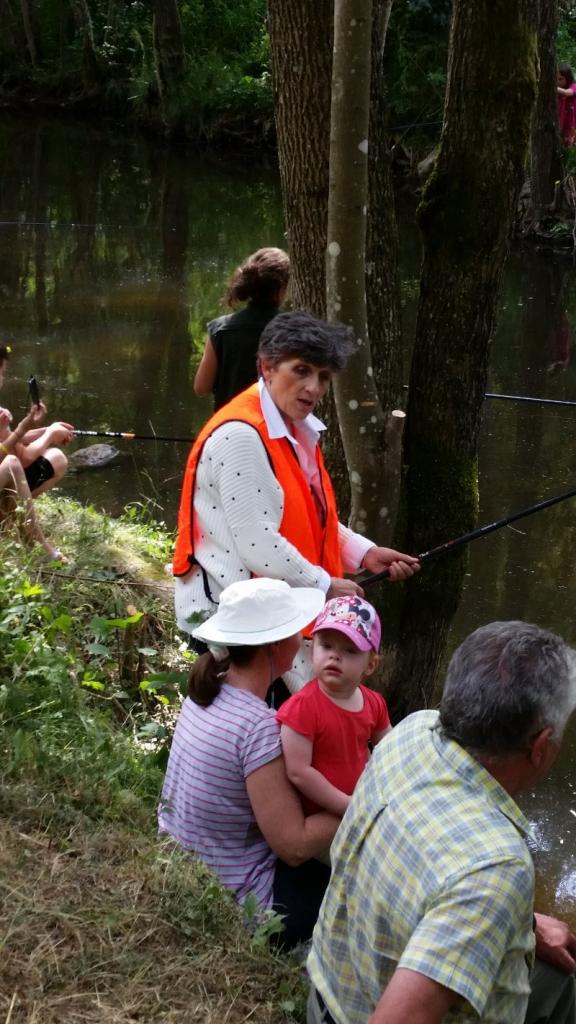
left=276, top=678, right=390, bottom=813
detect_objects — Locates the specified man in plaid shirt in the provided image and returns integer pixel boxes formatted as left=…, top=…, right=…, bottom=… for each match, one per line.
left=308, top=621, right=576, bottom=1024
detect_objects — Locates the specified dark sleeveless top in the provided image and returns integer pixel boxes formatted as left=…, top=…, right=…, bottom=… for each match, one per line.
left=208, top=301, right=279, bottom=410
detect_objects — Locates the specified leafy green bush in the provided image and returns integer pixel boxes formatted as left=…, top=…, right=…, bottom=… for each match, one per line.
left=0, top=498, right=186, bottom=825
left=0, top=0, right=272, bottom=142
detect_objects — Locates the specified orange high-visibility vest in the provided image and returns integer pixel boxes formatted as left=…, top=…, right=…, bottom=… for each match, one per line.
left=173, top=384, right=343, bottom=580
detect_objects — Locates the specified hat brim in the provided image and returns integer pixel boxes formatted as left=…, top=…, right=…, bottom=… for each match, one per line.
left=192, top=586, right=326, bottom=646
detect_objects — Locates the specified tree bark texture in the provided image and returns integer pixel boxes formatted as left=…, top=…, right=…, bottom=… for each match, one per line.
left=366, top=0, right=405, bottom=541
left=367, top=0, right=401, bottom=411
left=530, top=0, right=562, bottom=220
left=383, top=0, right=539, bottom=721
left=267, top=0, right=333, bottom=316
left=328, top=0, right=390, bottom=537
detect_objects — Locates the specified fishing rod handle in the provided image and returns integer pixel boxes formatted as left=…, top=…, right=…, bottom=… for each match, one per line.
left=362, top=552, right=428, bottom=588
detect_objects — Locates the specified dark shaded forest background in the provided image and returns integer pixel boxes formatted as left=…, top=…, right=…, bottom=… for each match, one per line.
left=4, top=0, right=574, bottom=146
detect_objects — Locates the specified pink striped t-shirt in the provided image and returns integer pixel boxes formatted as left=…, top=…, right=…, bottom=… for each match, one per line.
left=158, top=684, right=282, bottom=908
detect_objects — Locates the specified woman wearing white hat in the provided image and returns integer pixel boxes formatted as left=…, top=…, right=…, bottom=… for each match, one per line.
left=158, top=577, right=339, bottom=949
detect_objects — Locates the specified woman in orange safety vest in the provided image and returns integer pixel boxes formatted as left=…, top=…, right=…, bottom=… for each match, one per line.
left=174, top=310, right=419, bottom=699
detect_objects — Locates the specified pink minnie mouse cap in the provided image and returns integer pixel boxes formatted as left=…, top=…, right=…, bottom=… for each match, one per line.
left=311, top=596, right=381, bottom=652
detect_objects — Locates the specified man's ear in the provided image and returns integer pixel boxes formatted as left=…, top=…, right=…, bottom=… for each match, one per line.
left=527, top=726, right=555, bottom=768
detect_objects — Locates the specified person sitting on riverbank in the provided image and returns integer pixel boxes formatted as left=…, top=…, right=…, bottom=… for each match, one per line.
left=0, top=345, right=73, bottom=499
left=558, top=63, right=576, bottom=147
left=174, top=311, right=419, bottom=701
left=277, top=596, right=390, bottom=823
left=193, top=247, right=290, bottom=410
left=158, top=577, right=339, bottom=951
left=308, top=620, right=576, bottom=1024
left=0, top=348, right=66, bottom=560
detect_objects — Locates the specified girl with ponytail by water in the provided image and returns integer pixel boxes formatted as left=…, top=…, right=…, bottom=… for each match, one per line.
left=193, top=247, right=290, bottom=410
left=158, top=577, right=339, bottom=950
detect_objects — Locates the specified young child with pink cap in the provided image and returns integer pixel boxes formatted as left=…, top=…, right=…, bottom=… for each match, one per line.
left=276, top=595, right=391, bottom=819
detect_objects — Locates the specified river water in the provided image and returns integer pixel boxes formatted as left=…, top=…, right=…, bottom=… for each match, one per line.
left=0, top=115, right=575, bottom=922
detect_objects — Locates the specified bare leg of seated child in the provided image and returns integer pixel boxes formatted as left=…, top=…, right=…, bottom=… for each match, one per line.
left=0, top=455, right=64, bottom=560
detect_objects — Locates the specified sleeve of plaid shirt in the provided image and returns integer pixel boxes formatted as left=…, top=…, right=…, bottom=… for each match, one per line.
left=397, top=857, right=535, bottom=1015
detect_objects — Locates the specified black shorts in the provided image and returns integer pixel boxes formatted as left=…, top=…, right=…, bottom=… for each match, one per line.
left=24, top=456, right=55, bottom=492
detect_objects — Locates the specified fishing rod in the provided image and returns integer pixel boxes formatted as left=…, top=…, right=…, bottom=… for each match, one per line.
left=402, top=384, right=576, bottom=410
left=73, top=429, right=194, bottom=443
left=362, top=483, right=576, bottom=588
left=485, top=392, right=576, bottom=409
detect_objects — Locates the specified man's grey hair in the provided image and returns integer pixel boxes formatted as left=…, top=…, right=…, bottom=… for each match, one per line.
left=258, top=310, right=354, bottom=371
left=439, top=620, right=576, bottom=757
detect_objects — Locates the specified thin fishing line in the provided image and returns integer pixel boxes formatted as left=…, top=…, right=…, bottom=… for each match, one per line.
left=402, top=384, right=576, bottom=410
left=0, top=220, right=146, bottom=229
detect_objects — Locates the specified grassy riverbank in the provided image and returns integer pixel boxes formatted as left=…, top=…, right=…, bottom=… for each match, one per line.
left=0, top=496, right=306, bottom=1023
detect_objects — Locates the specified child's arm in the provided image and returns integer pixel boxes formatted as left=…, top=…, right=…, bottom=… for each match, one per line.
left=18, top=421, right=74, bottom=466
left=0, top=408, right=12, bottom=440
left=193, top=337, right=218, bottom=397
left=372, top=724, right=392, bottom=746
left=280, top=724, right=351, bottom=816
left=0, top=404, right=46, bottom=459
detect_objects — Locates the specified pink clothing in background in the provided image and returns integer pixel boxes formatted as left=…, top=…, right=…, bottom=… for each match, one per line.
left=558, top=84, right=576, bottom=146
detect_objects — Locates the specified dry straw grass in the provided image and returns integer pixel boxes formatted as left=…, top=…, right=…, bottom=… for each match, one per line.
left=0, top=815, right=304, bottom=1024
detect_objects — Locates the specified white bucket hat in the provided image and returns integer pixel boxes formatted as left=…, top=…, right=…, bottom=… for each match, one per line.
left=192, top=577, right=325, bottom=647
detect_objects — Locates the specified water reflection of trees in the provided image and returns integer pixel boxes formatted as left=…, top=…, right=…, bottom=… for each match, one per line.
left=0, top=116, right=284, bottom=482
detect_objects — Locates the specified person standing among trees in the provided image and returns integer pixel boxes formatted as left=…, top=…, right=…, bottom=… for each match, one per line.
left=193, top=247, right=290, bottom=410
left=557, top=63, right=576, bottom=147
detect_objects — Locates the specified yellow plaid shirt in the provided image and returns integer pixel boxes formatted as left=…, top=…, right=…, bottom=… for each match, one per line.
left=308, top=710, right=535, bottom=1024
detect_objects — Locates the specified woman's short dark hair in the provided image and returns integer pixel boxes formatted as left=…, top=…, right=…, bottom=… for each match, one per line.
left=559, top=63, right=575, bottom=86
left=258, top=310, right=354, bottom=372
left=224, top=247, right=290, bottom=307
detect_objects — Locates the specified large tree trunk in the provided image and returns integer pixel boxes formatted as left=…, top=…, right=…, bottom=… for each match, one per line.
left=328, top=0, right=390, bottom=537
left=267, top=0, right=333, bottom=316
left=529, top=0, right=562, bottom=222
left=366, top=0, right=405, bottom=541
left=382, top=0, right=539, bottom=721
left=367, top=0, right=401, bottom=409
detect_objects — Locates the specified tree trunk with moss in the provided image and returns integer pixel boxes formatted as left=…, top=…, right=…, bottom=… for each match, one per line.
left=382, top=0, right=538, bottom=721
left=529, top=0, right=562, bottom=222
